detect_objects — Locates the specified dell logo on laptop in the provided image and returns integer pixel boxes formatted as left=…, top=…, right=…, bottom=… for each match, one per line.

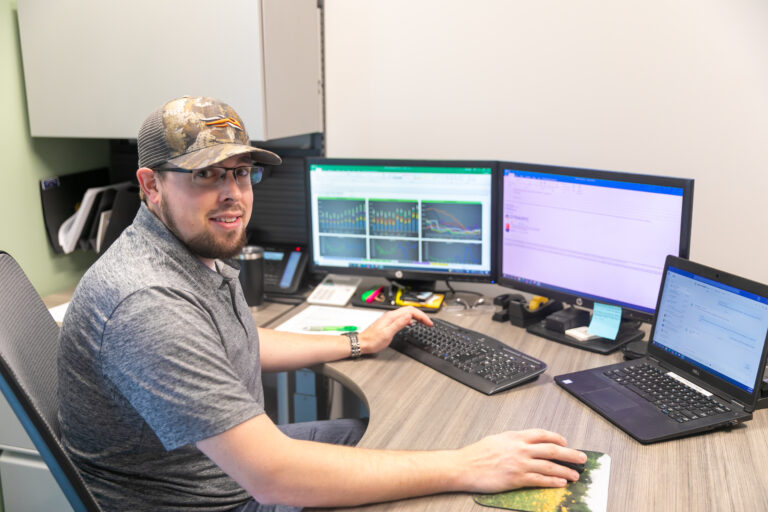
left=576, top=297, right=583, bottom=306
left=692, top=368, right=700, bottom=376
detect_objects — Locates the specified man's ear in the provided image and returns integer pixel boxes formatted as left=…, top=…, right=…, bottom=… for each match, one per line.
left=136, top=168, right=161, bottom=205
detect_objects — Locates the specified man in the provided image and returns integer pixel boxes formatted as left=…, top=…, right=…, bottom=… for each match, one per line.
left=58, top=96, right=585, bottom=511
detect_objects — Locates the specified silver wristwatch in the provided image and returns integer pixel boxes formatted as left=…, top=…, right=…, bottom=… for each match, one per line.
left=344, top=331, right=361, bottom=359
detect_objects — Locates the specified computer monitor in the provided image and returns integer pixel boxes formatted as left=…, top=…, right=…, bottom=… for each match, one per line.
left=497, top=161, right=693, bottom=348
left=306, top=158, right=497, bottom=287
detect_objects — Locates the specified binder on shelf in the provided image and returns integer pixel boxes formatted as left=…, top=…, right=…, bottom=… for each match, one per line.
left=99, top=187, right=141, bottom=253
left=94, top=210, right=113, bottom=253
left=79, top=188, right=116, bottom=251
left=84, top=188, right=118, bottom=251
left=57, top=182, right=133, bottom=254
left=39, top=168, right=110, bottom=254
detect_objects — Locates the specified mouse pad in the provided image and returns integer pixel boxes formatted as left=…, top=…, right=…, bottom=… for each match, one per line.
left=474, top=450, right=610, bottom=512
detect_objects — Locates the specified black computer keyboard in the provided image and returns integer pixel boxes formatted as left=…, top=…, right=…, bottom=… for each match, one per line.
left=390, top=318, right=547, bottom=395
left=604, top=363, right=732, bottom=423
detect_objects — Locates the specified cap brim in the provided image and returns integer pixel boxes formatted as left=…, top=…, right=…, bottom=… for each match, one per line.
left=167, top=143, right=282, bottom=169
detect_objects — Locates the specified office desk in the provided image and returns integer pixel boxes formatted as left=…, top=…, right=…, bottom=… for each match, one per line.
left=311, top=308, right=768, bottom=512
left=39, top=293, right=768, bottom=511
left=42, top=291, right=299, bottom=327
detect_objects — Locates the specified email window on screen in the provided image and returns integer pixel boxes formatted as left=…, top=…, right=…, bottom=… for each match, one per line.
left=502, top=171, right=684, bottom=313
left=653, top=268, right=768, bottom=393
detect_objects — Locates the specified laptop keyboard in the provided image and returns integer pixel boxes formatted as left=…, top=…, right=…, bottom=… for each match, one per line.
left=604, top=363, right=732, bottom=423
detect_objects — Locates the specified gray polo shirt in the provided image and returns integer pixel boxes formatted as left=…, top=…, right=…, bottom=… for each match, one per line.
left=58, top=203, right=264, bottom=511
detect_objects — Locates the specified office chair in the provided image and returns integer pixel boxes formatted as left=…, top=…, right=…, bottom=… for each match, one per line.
left=0, top=251, right=103, bottom=512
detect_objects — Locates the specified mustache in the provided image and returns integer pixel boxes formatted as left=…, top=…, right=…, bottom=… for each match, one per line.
left=207, top=204, right=246, bottom=217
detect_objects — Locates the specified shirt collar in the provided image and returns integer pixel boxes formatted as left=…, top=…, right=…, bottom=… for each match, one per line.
left=133, top=203, right=241, bottom=288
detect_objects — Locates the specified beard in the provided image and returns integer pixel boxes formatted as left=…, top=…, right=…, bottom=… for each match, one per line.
left=161, top=200, right=247, bottom=260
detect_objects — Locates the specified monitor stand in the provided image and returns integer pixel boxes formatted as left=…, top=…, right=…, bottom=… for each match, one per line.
left=526, top=315, right=645, bottom=355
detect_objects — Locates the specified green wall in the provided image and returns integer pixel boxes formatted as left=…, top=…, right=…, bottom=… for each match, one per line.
left=2, top=0, right=110, bottom=297
left=1, top=7, right=110, bottom=508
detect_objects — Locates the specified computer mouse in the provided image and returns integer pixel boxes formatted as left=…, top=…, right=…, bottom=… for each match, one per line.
left=551, top=459, right=586, bottom=474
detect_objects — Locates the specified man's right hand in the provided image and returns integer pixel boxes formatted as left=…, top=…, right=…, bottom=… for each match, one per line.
left=358, top=306, right=432, bottom=355
left=454, top=428, right=586, bottom=492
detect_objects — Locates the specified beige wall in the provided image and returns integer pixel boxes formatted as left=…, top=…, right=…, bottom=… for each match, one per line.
left=2, top=0, right=109, bottom=297
left=324, top=0, right=768, bottom=283
left=4, top=0, right=768, bottom=295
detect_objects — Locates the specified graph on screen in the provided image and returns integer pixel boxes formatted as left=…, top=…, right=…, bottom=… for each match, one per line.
left=421, top=201, right=482, bottom=240
left=423, top=241, right=482, bottom=265
left=369, top=200, right=419, bottom=237
left=318, top=198, right=366, bottom=235
left=370, top=238, right=420, bottom=263
left=319, top=236, right=366, bottom=258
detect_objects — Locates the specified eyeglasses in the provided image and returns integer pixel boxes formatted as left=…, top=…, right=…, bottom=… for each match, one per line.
left=443, top=295, right=495, bottom=316
left=158, top=165, right=264, bottom=188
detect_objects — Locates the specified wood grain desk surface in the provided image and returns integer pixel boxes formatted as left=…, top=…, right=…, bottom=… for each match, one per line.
left=46, top=290, right=768, bottom=511
left=314, top=308, right=768, bottom=512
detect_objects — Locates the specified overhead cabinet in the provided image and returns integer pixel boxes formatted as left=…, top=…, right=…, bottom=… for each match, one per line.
left=17, top=0, right=323, bottom=141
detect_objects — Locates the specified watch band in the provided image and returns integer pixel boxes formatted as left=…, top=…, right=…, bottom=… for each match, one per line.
left=344, top=331, right=361, bottom=359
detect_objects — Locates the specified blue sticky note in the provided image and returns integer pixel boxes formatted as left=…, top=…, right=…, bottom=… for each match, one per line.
left=588, top=303, right=622, bottom=340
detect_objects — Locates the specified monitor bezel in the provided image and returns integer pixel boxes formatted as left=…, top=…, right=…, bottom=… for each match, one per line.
left=495, top=161, right=694, bottom=323
left=305, top=157, right=499, bottom=284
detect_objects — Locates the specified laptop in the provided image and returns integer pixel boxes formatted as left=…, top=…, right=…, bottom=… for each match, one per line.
left=555, top=255, right=768, bottom=444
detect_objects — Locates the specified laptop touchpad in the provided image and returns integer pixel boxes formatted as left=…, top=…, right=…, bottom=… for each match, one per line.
left=584, top=388, right=638, bottom=412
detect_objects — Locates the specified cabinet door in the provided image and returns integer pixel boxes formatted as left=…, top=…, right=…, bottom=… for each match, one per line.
left=0, top=451, right=73, bottom=512
left=18, top=0, right=321, bottom=140
left=0, top=394, right=35, bottom=453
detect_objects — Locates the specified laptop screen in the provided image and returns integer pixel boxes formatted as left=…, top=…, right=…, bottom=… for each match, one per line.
left=652, top=265, right=768, bottom=393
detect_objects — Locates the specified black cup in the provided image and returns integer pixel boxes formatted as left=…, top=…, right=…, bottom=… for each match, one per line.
left=238, top=246, right=264, bottom=308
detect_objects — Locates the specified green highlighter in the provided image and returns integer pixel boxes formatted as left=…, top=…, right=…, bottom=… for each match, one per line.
left=303, top=325, right=358, bottom=332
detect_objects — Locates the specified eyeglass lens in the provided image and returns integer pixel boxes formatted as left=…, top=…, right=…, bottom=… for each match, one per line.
left=191, top=166, right=263, bottom=187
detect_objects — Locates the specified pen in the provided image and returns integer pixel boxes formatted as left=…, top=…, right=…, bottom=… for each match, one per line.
left=364, top=286, right=385, bottom=303
left=303, top=325, right=358, bottom=332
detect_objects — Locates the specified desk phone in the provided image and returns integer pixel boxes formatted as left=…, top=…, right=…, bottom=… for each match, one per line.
left=263, top=247, right=308, bottom=294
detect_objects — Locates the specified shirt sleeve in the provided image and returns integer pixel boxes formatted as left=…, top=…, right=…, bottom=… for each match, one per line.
left=100, top=287, right=264, bottom=451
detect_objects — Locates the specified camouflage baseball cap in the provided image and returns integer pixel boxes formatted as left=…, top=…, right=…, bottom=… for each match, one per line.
left=137, top=96, right=282, bottom=170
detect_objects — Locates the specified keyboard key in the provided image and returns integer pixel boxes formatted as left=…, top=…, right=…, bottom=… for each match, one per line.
left=617, top=364, right=731, bottom=421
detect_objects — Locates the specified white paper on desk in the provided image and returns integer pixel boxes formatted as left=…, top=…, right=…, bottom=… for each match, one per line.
left=48, top=301, right=70, bottom=323
left=275, top=305, right=383, bottom=335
